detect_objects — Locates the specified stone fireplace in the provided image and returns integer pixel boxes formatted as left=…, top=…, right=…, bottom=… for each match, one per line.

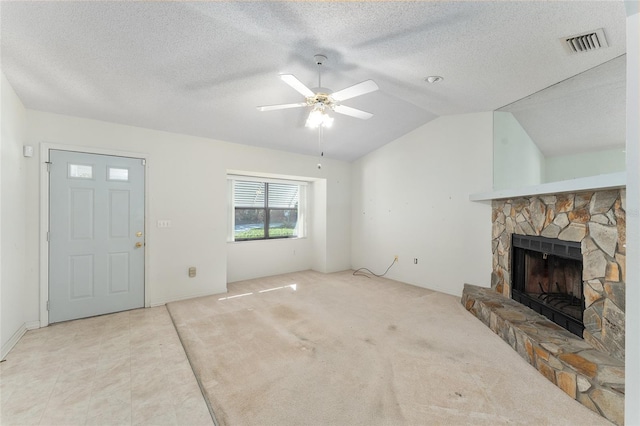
left=463, top=188, right=626, bottom=424
left=491, top=189, right=626, bottom=361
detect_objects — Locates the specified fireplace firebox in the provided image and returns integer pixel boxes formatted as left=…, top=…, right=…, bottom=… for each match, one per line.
left=511, top=234, right=584, bottom=337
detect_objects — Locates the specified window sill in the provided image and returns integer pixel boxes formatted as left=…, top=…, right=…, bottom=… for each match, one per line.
left=227, top=237, right=307, bottom=244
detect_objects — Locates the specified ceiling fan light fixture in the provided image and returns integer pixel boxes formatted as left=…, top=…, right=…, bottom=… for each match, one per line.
left=305, top=106, right=333, bottom=129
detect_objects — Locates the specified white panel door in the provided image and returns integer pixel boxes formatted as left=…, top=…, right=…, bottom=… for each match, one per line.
left=49, top=150, right=145, bottom=323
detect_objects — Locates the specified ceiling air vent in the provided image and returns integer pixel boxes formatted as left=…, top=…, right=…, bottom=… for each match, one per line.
left=563, top=28, right=608, bottom=54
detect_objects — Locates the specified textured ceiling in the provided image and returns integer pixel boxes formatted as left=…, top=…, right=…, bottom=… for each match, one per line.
left=0, top=1, right=627, bottom=161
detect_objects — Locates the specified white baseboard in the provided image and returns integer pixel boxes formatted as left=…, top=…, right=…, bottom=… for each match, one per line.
left=26, top=321, right=41, bottom=330
left=1, top=321, right=40, bottom=361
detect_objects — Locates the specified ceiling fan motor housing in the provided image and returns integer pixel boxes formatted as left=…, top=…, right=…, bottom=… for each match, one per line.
left=307, top=93, right=332, bottom=108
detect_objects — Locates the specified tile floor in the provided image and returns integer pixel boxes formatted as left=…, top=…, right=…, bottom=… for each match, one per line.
left=0, top=307, right=213, bottom=426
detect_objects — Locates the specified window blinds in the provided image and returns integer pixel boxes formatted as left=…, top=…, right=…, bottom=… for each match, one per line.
left=234, top=180, right=299, bottom=209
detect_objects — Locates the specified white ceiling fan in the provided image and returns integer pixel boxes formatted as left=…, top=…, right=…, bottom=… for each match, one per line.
left=257, top=54, right=379, bottom=128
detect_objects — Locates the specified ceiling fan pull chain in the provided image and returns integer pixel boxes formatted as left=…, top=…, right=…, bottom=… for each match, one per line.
left=317, top=126, right=324, bottom=170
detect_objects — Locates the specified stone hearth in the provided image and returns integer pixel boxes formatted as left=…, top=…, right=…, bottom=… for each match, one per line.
left=462, top=284, right=624, bottom=425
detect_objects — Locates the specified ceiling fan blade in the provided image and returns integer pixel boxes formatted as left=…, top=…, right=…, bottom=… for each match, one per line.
left=257, top=102, right=307, bottom=112
left=331, top=80, right=379, bottom=102
left=333, top=105, right=373, bottom=120
left=280, top=74, right=315, bottom=98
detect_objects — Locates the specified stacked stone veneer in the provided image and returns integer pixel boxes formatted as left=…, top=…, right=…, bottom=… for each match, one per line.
left=491, top=189, right=626, bottom=361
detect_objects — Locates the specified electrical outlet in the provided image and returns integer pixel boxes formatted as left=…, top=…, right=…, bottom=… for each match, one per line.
left=394, top=255, right=399, bottom=262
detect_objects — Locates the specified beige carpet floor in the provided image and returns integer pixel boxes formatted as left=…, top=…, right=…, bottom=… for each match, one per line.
left=167, top=270, right=610, bottom=426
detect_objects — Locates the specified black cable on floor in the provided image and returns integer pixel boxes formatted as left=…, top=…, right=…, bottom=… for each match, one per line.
left=353, top=259, right=396, bottom=278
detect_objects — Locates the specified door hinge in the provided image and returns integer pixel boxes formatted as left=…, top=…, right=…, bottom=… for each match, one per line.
left=141, top=159, right=146, bottom=166
left=45, top=161, right=52, bottom=172
left=46, top=301, right=49, bottom=311
left=46, top=231, right=50, bottom=242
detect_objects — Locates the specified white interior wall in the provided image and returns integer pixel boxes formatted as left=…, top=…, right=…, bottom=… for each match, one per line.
left=325, top=174, right=351, bottom=272
left=22, top=110, right=351, bottom=319
left=0, top=73, right=34, bottom=358
left=545, top=148, right=626, bottom=182
left=227, top=238, right=313, bottom=283
left=493, top=111, right=545, bottom=190
left=351, top=112, right=493, bottom=296
left=310, top=180, right=328, bottom=272
left=624, top=2, right=639, bottom=423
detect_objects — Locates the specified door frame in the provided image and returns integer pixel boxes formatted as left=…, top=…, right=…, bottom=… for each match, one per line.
left=39, top=143, right=151, bottom=327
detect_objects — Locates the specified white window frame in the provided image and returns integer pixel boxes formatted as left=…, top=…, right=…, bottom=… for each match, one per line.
left=227, top=174, right=307, bottom=242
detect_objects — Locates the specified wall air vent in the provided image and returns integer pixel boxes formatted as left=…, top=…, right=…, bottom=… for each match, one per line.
left=563, top=28, right=608, bottom=54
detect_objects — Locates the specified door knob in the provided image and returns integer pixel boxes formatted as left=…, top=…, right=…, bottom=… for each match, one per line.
left=135, top=242, right=143, bottom=248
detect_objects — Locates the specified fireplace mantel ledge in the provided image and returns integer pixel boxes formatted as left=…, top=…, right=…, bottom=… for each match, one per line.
left=469, top=172, right=625, bottom=202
